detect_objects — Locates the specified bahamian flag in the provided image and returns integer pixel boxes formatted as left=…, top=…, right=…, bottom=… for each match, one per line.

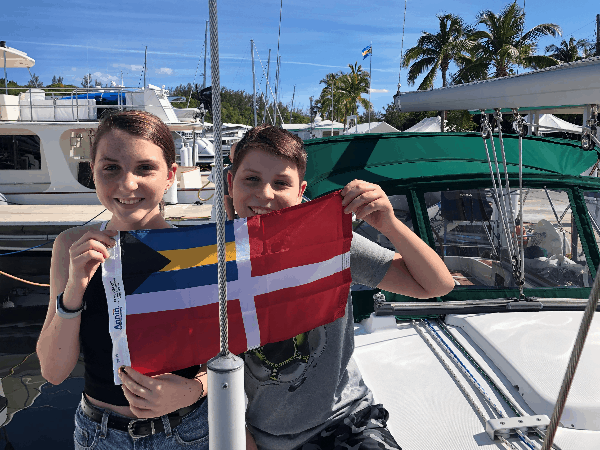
left=102, top=191, right=352, bottom=382
left=362, top=45, right=372, bottom=60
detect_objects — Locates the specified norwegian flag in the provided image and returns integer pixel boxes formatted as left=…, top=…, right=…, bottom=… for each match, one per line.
left=102, top=191, right=352, bottom=380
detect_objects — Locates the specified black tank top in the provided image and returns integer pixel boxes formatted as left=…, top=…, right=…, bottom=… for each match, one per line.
left=80, top=235, right=200, bottom=406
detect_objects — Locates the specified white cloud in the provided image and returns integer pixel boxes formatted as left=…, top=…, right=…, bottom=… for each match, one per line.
left=71, top=67, right=77, bottom=71
left=91, top=72, right=119, bottom=84
left=155, top=67, right=173, bottom=75
left=112, top=63, right=144, bottom=72
left=369, top=88, right=389, bottom=93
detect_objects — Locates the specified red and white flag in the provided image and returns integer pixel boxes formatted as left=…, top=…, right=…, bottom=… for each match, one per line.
left=102, top=191, right=352, bottom=382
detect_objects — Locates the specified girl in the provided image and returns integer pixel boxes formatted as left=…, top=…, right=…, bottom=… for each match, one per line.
left=37, top=110, right=210, bottom=449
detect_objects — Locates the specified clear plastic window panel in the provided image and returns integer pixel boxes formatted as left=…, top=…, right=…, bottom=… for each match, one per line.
left=584, top=191, right=600, bottom=258
left=353, top=194, right=413, bottom=251
left=0, top=135, right=41, bottom=170
left=427, top=188, right=590, bottom=289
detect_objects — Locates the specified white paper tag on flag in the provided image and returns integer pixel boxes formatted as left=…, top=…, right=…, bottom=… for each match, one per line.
left=101, top=231, right=131, bottom=385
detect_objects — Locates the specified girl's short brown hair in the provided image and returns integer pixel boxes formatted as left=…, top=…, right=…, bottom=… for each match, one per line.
left=231, top=124, right=307, bottom=182
left=91, top=110, right=175, bottom=167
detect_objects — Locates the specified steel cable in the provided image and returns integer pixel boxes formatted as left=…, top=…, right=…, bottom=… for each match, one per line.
left=208, top=0, right=229, bottom=356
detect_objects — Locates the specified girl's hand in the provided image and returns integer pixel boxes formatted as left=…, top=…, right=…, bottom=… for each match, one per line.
left=66, top=229, right=117, bottom=295
left=119, top=366, right=205, bottom=418
left=341, top=180, right=396, bottom=233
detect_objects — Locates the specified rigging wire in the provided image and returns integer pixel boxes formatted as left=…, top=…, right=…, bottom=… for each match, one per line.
left=398, top=0, right=408, bottom=92
left=187, top=39, right=206, bottom=109
left=253, top=47, right=284, bottom=125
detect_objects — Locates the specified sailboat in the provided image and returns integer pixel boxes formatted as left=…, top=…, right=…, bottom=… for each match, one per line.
left=300, top=56, right=600, bottom=449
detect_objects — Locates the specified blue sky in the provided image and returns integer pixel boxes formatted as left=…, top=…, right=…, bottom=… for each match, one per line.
left=2, top=0, right=597, bottom=117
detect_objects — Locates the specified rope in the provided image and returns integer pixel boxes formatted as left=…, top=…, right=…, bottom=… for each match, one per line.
left=412, top=321, right=520, bottom=450
left=0, top=240, right=53, bottom=256
left=208, top=0, right=230, bottom=357
left=421, top=319, right=539, bottom=449
left=541, top=263, right=600, bottom=450
left=0, top=270, right=50, bottom=287
left=437, top=320, right=563, bottom=450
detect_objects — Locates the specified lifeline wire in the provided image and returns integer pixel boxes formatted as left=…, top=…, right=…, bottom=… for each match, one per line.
left=209, top=0, right=230, bottom=356
left=422, top=319, right=538, bottom=450
left=541, top=262, right=600, bottom=450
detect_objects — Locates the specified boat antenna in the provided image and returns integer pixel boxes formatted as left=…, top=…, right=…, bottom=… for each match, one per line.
left=144, top=46, right=147, bottom=88
left=398, top=0, right=408, bottom=97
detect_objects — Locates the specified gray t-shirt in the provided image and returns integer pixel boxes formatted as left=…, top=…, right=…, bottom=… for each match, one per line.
left=244, top=233, right=395, bottom=450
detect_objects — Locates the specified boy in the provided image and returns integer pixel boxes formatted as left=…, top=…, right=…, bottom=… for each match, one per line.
left=227, top=124, right=454, bottom=450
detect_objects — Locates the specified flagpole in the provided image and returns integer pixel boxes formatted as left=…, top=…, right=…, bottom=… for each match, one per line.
left=368, top=42, right=372, bottom=133
left=207, top=1, right=246, bottom=449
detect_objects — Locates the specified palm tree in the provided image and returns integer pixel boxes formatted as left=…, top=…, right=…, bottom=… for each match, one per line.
left=336, top=62, right=371, bottom=124
left=455, top=2, right=561, bottom=81
left=316, top=72, right=346, bottom=122
left=402, top=14, right=471, bottom=90
left=546, top=37, right=593, bottom=63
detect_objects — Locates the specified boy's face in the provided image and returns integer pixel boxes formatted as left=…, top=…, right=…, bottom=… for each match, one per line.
left=228, top=147, right=307, bottom=218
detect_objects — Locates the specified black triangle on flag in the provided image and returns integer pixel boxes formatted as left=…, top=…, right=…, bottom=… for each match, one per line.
left=120, top=232, right=171, bottom=295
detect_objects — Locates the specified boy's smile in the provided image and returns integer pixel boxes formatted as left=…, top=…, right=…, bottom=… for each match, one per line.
left=228, top=148, right=307, bottom=219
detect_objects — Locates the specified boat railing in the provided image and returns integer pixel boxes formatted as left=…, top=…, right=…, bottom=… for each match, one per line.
left=0, top=85, right=177, bottom=123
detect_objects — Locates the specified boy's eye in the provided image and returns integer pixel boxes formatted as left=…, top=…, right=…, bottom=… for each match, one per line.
left=276, top=180, right=291, bottom=187
left=103, top=165, right=119, bottom=171
left=245, top=176, right=259, bottom=182
left=139, top=164, right=155, bottom=171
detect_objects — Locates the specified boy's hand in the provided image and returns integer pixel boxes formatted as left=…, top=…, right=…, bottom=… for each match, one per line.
left=341, top=180, right=396, bottom=233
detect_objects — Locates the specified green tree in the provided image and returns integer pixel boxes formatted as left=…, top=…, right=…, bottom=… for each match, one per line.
left=455, top=2, right=561, bottom=81
left=337, top=62, right=371, bottom=122
left=26, top=73, right=43, bottom=88
left=402, top=14, right=471, bottom=90
left=545, top=37, right=593, bottom=63
left=315, top=72, right=346, bottom=122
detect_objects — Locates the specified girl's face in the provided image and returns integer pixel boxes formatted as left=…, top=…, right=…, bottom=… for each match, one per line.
left=92, top=129, right=177, bottom=230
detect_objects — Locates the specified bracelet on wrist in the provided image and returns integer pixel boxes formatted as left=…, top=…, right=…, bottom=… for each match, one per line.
left=55, top=292, right=85, bottom=319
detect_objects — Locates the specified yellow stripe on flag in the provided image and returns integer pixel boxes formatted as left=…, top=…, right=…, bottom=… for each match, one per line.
left=159, top=241, right=237, bottom=271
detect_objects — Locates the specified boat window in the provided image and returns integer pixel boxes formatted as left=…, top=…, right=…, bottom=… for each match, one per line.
left=353, top=194, right=413, bottom=250
left=584, top=191, right=600, bottom=254
left=426, top=188, right=590, bottom=289
left=0, top=135, right=41, bottom=170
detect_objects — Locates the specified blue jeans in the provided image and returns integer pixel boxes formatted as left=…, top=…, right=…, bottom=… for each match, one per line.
left=74, top=397, right=209, bottom=450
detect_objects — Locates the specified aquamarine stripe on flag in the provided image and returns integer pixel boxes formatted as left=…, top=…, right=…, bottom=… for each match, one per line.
left=129, top=221, right=236, bottom=252
left=362, top=45, right=372, bottom=59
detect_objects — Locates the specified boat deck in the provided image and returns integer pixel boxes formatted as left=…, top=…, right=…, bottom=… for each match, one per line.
left=0, top=204, right=213, bottom=227
left=353, top=315, right=600, bottom=450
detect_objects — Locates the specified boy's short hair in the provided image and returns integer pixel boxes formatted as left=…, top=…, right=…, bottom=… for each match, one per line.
left=231, top=124, right=307, bottom=182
